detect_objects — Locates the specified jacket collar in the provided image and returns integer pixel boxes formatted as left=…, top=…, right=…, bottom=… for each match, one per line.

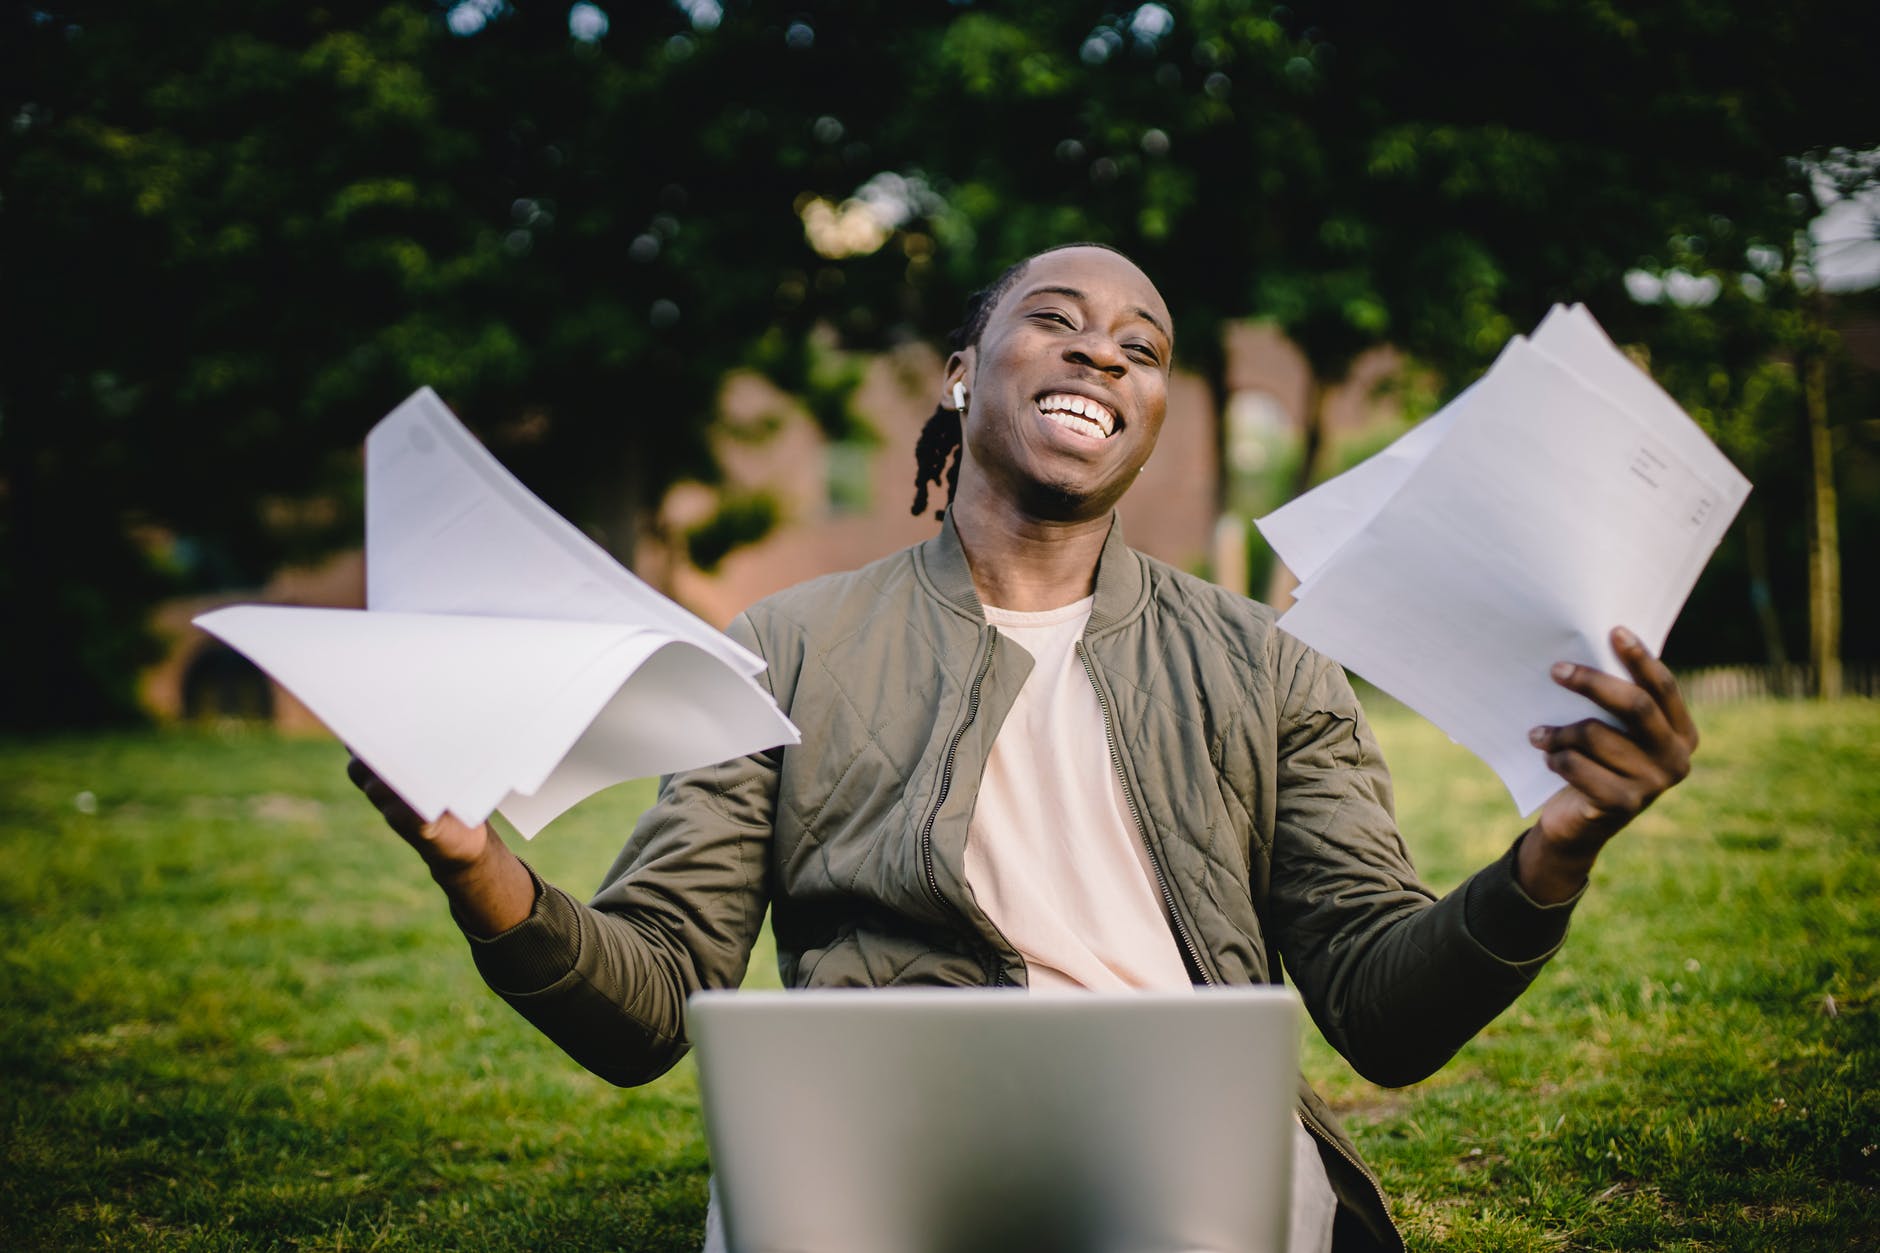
left=916, top=509, right=1148, bottom=635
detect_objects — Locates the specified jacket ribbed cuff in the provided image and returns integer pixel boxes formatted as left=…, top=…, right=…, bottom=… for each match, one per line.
left=1462, top=833, right=1583, bottom=966
left=455, top=862, right=586, bottom=996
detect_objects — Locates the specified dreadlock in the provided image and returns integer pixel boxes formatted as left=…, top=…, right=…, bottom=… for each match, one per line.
left=910, top=242, right=1132, bottom=520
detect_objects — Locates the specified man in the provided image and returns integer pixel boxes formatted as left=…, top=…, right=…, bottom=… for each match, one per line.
left=350, top=244, right=1697, bottom=1251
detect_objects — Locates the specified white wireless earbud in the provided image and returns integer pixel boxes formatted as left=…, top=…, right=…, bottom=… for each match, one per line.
left=952, top=382, right=967, bottom=412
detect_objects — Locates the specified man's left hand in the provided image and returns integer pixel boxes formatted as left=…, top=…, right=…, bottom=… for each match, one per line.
left=1520, top=625, right=1698, bottom=902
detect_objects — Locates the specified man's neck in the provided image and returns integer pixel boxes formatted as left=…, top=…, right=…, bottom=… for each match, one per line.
left=948, top=486, right=1111, bottom=613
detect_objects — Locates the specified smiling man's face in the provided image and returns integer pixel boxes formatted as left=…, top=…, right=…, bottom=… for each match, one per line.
left=947, top=246, right=1174, bottom=523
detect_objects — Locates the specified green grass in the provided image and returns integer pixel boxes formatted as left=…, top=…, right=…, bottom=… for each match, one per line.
left=2, top=701, right=1876, bottom=1250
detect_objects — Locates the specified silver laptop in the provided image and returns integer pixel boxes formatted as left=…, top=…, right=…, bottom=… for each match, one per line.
left=689, top=987, right=1301, bottom=1253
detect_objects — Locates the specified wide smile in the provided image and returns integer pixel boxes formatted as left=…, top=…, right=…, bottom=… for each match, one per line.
left=1035, top=392, right=1118, bottom=441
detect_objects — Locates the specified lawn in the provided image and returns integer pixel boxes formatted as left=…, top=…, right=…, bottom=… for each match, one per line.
left=1, top=699, right=1875, bottom=1251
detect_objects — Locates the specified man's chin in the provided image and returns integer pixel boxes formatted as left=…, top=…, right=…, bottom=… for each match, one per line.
left=1016, top=473, right=1133, bottom=523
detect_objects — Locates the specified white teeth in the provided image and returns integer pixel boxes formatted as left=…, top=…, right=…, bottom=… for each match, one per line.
left=1044, top=410, right=1096, bottom=437
left=1037, top=393, right=1116, bottom=437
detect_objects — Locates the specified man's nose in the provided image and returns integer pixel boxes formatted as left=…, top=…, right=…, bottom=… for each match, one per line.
left=1064, top=334, right=1128, bottom=376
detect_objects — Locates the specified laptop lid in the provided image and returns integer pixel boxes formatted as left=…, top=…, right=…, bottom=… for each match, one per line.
left=689, top=987, right=1301, bottom=1253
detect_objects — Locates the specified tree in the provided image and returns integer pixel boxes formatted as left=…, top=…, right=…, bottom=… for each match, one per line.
left=861, top=1, right=1878, bottom=637
left=1, top=0, right=884, bottom=727
left=1791, top=150, right=1880, bottom=698
left=1646, top=149, right=1879, bottom=697
left=6, top=0, right=1875, bottom=727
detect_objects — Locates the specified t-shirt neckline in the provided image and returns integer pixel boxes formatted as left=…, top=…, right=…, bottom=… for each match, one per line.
left=981, top=595, right=1097, bottom=629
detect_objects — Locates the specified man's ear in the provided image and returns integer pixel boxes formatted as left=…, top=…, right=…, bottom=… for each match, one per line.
left=943, top=347, right=975, bottom=412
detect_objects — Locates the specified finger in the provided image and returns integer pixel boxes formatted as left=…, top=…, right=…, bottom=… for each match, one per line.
left=1611, top=626, right=1699, bottom=748
left=347, top=753, right=428, bottom=834
left=1541, top=747, right=1651, bottom=823
left=360, top=777, right=424, bottom=839
left=1550, top=659, right=1676, bottom=750
left=345, top=754, right=377, bottom=791
left=1530, top=717, right=1666, bottom=783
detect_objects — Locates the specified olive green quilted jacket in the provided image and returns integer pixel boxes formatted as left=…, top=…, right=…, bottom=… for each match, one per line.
left=464, top=514, right=1581, bottom=1252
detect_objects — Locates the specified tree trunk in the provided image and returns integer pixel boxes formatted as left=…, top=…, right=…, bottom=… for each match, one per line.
left=1199, top=351, right=1249, bottom=596
left=1265, top=375, right=1329, bottom=610
left=1202, top=349, right=1232, bottom=522
left=1802, top=341, right=1842, bottom=700
left=1288, top=374, right=1329, bottom=505
left=605, top=451, right=658, bottom=590
left=1743, top=504, right=1789, bottom=669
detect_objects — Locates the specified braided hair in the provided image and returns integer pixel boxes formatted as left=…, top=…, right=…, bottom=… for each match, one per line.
left=910, top=242, right=1131, bottom=520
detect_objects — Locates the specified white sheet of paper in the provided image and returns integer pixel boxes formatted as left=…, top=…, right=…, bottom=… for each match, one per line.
left=365, top=389, right=763, bottom=676
left=1253, top=386, right=1468, bottom=585
left=1256, top=307, right=1749, bottom=813
left=196, top=388, right=800, bottom=837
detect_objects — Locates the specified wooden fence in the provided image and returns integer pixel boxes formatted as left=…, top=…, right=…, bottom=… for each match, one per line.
left=1674, top=663, right=1880, bottom=704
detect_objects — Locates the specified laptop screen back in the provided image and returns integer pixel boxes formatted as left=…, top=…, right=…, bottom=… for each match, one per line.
left=689, top=988, right=1301, bottom=1253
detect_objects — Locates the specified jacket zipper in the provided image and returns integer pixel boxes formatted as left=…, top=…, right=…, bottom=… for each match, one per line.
left=1081, top=640, right=1396, bottom=1243
left=1296, top=1100, right=1400, bottom=1247
left=918, top=629, right=1007, bottom=984
left=1077, top=641, right=1215, bottom=987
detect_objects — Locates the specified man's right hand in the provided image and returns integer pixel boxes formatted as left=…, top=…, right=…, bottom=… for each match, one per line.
left=345, top=753, right=491, bottom=868
left=345, top=754, right=534, bottom=935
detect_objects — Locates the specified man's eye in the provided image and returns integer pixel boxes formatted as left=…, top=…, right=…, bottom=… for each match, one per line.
left=1031, top=310, right=1073, bottom=327
left=1128, top=343, right=1160, bottom=363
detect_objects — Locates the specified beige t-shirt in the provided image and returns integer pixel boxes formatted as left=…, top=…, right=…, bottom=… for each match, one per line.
left=964, top=596, right=1338, bottom=1253
left=965, top=596, right=1191, bottom=991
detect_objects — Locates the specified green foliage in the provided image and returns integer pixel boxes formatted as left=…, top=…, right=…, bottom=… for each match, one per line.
left=684, top=490, right=781, bottom=573
left=2, top=702, right=1875, bottom=1249
left=1629, top=152, right=1880, bottom=668
left=743, top=329, right=873, bottom=446
left=6, top=0, right=1875, bottom=727
left=0, top=2, right=860, bottom=727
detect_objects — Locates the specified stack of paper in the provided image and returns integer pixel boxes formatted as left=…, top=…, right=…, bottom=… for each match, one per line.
left=196, top=388, right=800, bottom=837
left=1256, top=306, right=1750, bottom=813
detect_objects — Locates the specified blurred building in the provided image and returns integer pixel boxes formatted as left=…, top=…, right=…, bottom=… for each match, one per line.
left=142, top=551, right=365, bottom=733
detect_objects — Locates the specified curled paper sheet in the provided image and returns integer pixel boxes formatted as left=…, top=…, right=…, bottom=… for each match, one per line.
left=196, top=388, right=800, bottom=837
left=1256, top=306, right=1750, bottom=814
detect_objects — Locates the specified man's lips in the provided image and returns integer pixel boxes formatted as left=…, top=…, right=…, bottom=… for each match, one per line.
left=1035, top=391, right=1118, bottom=439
